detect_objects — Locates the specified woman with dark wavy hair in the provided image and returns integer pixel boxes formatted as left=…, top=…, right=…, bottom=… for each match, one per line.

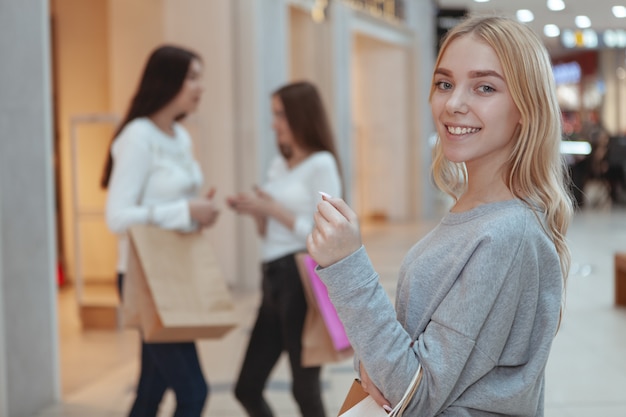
left=228, top=81, right=342, bottom=417
left=103, top=45, right=219, bottom=417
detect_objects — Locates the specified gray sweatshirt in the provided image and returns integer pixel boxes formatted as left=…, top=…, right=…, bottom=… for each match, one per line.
left=317, top=199, right=562, bottom=416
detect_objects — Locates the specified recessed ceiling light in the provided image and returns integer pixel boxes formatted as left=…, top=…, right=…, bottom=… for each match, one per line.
left=575, top=15, right=591, bottom=28
left=544, top=24, right=561, bottom=37
left=473, top=0, right=490, bottom=3
left=547, top=0, right=565, bottom=11
left=613, top=6, right=626, bottom=18
left=516, top=9, right=535, bottom=23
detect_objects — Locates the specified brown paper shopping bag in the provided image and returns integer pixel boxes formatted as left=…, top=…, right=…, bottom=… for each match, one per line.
left=123, top=225, right=237, bottom=342
left=337, top=365, right=423, bottom=417
left=296, top=253, right=354, bottom=367
left=337, top=380, right=388, bottom=416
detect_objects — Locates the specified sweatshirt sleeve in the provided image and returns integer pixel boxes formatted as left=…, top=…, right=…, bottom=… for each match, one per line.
left=105, top=123, right=193, bottom=234
left=292, top=152, right=342, bottom=240
left=317, top=229, right=527, bottom=416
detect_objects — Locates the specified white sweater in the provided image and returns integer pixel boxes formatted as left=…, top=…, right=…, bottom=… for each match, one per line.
left=261, top=151, right=341, bottom=262
left=105, top=117, right=203, bottom=273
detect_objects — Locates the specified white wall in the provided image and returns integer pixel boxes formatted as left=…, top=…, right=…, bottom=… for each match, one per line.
left=352, top=34, right=410, bottom=221
left=404, top=0, right=438, bottom=220
left=53, top=0, right=118, bottom=285
left=0, top=186, right=6, bottom=417
left=108, top=0, right=164, bottom=114
left=0, top=0, right=60, bottom=415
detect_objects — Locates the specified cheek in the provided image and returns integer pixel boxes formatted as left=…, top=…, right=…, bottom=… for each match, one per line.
left=430, top=96, right=445, bottom=118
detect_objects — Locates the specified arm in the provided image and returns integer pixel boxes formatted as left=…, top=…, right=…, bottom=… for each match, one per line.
left=309, top=198, right=529, bottom=415
left=105, top=131, right=155, bottom=233
left=105, top=123, right=195, bottom=233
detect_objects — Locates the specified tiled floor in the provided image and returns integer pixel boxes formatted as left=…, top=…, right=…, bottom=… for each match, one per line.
left=36, top=204, right=626, bottom=417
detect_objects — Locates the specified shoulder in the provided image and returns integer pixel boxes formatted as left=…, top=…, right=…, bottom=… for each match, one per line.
left=449, top=200, right=552, bottom=253
left=119, top=117, right=153, bottom=138
left=306, top=151, right=338, bottom=169
left=113, top=118, right=153, bottom=153
left=480, top=202, right=558, bottom=268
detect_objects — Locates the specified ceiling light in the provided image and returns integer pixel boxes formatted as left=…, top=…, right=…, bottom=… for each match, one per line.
left=547, top=0, right=565, bottom=11
left=473, top=0, right=490, bottom=3
left=516, top=9, right=535, bottom=23
left=544, top=24, right=561, bottom=37
left=582, top=29, right=598, bottom=48
left=575, top=15, right=591, bottom=28
left=613, top=6, right=626, bottom=18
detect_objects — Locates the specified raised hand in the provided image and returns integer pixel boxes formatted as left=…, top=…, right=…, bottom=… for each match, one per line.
left=306, top=194, right=362, bottom=268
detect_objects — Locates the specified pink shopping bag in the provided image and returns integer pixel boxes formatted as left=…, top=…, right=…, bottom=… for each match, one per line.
left=301, top=254, right=351, bottom=351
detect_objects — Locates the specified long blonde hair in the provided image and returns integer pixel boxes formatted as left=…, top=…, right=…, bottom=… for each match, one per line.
left=430, top=16, right=573, bottom=284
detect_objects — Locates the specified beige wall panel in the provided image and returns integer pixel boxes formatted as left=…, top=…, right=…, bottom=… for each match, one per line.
left=53, top=0, right=111, bottom=282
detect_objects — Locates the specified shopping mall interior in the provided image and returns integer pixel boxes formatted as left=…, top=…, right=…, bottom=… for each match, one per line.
left=2, top=0, right=626, bottom=416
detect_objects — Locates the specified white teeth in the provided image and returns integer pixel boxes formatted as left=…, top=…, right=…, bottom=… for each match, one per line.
left=447, top=126, right=480, bottom=135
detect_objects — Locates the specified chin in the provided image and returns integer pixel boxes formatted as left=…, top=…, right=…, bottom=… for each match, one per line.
left=278, top=144, right=292, bottom=160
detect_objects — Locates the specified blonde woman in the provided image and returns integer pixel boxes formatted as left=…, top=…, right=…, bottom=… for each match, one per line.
left=307, top=16, right=572, bottom=416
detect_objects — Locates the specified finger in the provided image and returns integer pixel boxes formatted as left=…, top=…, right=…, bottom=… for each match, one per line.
left=312, top=209, right=333, bottom=237
left=316, top=200, right=351, bottom=226
left=323, top=197, right=358, bottom=224
left=306, top=233, right=316, bottom=254
left=206, top=187, right=216, bottom=199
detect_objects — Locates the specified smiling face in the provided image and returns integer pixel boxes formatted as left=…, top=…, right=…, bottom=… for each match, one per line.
left=430, top=34, right=521, bottom=172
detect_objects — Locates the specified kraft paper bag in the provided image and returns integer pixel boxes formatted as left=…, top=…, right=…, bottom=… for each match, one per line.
left=123, top=225, right=237, bottom=342
left=338, top=379, right=387, bottom=417
left=338, top=365, right=423, bottom=417
left=295, top=253, right=354, bottom=367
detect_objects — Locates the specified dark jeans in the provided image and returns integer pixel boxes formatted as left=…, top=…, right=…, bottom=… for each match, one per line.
left=118, top=273, right=209, bottom=417
left=234, top=254, right=326, bottom=417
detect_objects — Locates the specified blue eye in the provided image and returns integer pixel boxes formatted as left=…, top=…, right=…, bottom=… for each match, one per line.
left=435, top=81, right=452, bottom=90
left=478, top=85, right=495, bottom=93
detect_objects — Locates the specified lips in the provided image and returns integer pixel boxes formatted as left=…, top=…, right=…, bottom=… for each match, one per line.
left=446, top=125, right=481, bottom=135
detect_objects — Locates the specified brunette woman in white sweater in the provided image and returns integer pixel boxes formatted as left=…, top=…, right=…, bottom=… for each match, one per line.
left=228, top=81, right=342, bottom=417
left=102, top=45, right=219, bottom=417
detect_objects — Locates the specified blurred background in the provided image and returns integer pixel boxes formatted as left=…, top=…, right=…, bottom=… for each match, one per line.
left=1, top=0, right=626, bottom=416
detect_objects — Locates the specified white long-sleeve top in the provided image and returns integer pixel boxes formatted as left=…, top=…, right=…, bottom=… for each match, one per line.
left=261, top=151, right=341, bottom=262
left=105, top=117, right=203, bottom=273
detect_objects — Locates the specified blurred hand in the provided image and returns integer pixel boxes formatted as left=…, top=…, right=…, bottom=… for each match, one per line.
left=306, top=195, right=362, bottom=267
left=189, top=187, right=220, bottom=228
left=226, top=186, right=273, bottom=218
left=360, top=363, right=391, bottom=411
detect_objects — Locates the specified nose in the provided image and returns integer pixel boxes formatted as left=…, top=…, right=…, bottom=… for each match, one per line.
left=445, top=88, right=469, bottom=114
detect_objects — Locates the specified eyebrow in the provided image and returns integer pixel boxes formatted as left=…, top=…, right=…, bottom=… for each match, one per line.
left=434, top=68, right=504, bottom=81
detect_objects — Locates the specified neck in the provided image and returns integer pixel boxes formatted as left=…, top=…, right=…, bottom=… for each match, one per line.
left=453, top=164, right=514, bottom=212
left=286, top=148, right=312, bottom=168
left=149, top=110, right=177, bottom=137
